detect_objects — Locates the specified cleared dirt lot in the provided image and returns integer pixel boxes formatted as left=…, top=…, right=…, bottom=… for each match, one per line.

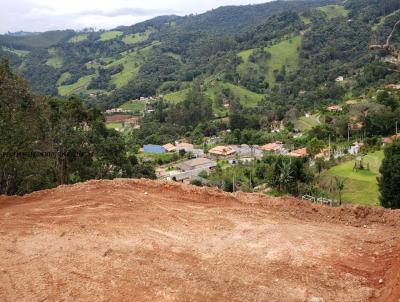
left=0, top=179, right=399, bottom=301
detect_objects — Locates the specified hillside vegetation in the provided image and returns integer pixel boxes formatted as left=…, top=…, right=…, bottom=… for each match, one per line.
left=0, top=0, right=399, bottom=112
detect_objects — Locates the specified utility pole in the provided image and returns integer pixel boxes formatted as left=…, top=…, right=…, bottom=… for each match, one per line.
left=396, top=120, right=398, bottom=134
left=328, top=134, right=331, bottom=158
left=347, top=123, right=350, bottom=143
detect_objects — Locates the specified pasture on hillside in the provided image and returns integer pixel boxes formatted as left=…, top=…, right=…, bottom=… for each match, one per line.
left=238, top=35, right=302, bottom=86
left=319, top=151, right=384, bottom=206
left=294, top=114, right=321, bottom=131
left=119, top=100, right=145, bottom=113
left=100, top=31, right=123, bottom=41
left=317, top=5, right=349, bottom=19
left=58, top=74, right=95, bottom=96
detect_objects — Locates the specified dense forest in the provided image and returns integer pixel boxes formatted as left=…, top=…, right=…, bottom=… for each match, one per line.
left=0, top=59, right=155, bottom=195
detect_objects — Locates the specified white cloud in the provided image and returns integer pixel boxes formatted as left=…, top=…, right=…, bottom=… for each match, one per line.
left=0, top=0, right=269, bottom=33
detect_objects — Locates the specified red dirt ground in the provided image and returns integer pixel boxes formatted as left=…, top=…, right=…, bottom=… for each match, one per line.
left=0, top=179, right=399, bottom=302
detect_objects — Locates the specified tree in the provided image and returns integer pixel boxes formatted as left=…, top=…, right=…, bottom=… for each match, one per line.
left=379, top=140, right=400, bottom=208
left=334, top=176, right=346, bottom=206
left=276, top=158, right=293, bottom=192
left=306, top=138, right=325, bottom=157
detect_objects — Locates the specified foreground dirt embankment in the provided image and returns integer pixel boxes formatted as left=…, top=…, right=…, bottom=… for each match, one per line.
left=0, top=179, right=399, bottom=302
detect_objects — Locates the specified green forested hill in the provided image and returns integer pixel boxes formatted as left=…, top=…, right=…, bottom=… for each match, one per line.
left=1, top=0, right=400, bottom=111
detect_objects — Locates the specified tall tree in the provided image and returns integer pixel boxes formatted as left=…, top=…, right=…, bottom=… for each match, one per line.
left=379, top=140, right=400, bottom=209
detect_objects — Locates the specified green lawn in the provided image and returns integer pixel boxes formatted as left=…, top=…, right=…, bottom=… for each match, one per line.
left=324, top=151, right=384, bottom=206
left=46, top=48, right=63, bottom=69
left=100, top=31, right=123, bottom=41
left=318, top=5, right=349, bottom=19
left=106, top=122, right=124, bottom=129
left=69, top=34, right=88, bottom=43
left=237, top=35, right=302, bottom=86
left=294, top=114, right=320, bottom=131
left=58, top=74, right=95, bottom=96
left=119, top=100, right=145, bottom=112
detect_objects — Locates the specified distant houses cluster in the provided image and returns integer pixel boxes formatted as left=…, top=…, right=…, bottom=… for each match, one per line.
left=105, top=108, right=133, bottom=114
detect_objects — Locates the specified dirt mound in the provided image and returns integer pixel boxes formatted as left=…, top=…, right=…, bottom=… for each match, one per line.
left=0, top=179, right=399, bottom=301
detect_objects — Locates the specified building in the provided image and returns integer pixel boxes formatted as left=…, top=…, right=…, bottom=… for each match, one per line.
left=382, top=133, right=400, bottom=145
left=143, top=144, right=166, bottom=154
left=385, top=84, right=400, bottom=90
left=289, top=148, right=308, bottom=158
left=176, top=142, right=194, bottom=152
left=231, top=144, right=254, bottom=157
left=327, top=105, right=343, bottom=112
left=314, top=148, right=330, bottom=161
left=348, top=142, right=364, bottom=155
left=261, top=142, right=284, bottom=154
left=208, top=146, right=236, bottom=158
left=335, top=76, right=344, bottom=82
left=176, top=158, right=216, bottom=172
left=192, top=149, right=205, bottom=158
left=163, top=143, right=176, bottom=152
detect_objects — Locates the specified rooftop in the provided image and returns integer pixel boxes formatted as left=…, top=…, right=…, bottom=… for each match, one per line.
left=208, top=146, right=236, bottom=156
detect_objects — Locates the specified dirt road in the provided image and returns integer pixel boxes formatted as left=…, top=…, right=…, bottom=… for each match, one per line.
left=0, top=179, right=399, bottom=301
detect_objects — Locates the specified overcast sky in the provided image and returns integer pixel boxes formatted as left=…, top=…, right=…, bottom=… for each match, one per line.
left=1, top=0, right=271, bottom=33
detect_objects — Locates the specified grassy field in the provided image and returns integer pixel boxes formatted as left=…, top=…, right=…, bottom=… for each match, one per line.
left=58, top=74, right=95, bottom=96
left=237, top=35, right=302, bottom=86
left=322, top=151, right=384, bottom=206
left=318, top=5, right=349, bottom=19
left=106, top=122, right=124, bottom=129
left=2, top=47, right=30, bottom=57
left=120, top=100, right=145, bottom=112
left=222, top=83, right=263, bottom=108
left=46, top=48, right=63, bottom=69
left=107, top=43, right=156, bottom=88
left=294, top=114, right=320, bottom=131
left=56, top=72, right=71, bottom=86
left=164, top=80, right=263, bottom=111
left=100, top=31, right=123, bottom=41
left=164, top=89, right=190, bottom=104
left=122, top=30, right=151, bottom=45
left=69, top=34, right=88, bottom=43
left=106, top=50, right=141, bottom=88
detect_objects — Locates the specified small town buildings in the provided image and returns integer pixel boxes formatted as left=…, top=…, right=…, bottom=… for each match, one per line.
left=208, top=146, right=236, bottom=158
left=176, top=142, right=194, bottom=152
left=314, top=148, right=330, bottom=161
left=105, top=108, right=133, bottom=114
left=382, top=133, right=400, bottom=145
left=143, top=144, right=166, bottom=154
left=163, top=143, right=176, bottom=152
left=348, top=142, right=364, bottom=155
left=385, top=84, right=400, bottom=90
left=289, top=148, right=308, bottom=158
left=230, top=144, right=256, bottom=158
left=191, top=149, right=205, bottom=158
left=327, top=105, right=343, bottom=112
left=261, top=142, right=284, bottom=154
left=176, top=158, right=216, bottom=172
